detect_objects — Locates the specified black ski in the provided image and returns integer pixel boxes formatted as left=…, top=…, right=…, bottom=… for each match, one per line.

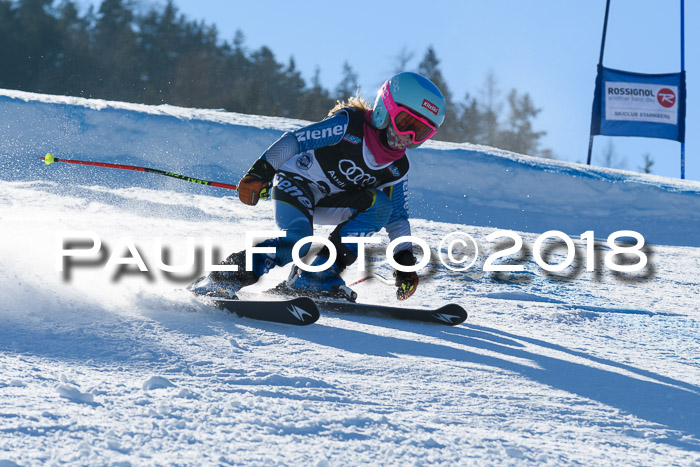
left=315, top=301, right=468, bottom=326
left=212, top=297, right=319, bottom=326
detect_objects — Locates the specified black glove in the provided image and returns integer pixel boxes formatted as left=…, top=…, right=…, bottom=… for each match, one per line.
left=238, top=159, right=276, bottom=206
left=393, top=249, right=418, bottom=301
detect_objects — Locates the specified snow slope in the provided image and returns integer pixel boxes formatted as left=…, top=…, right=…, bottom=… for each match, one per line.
left=1, top=91, right=699, bottom=465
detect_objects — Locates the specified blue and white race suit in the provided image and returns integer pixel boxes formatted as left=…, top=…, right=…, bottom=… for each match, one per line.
left=250, top=107, right=413, bottom=276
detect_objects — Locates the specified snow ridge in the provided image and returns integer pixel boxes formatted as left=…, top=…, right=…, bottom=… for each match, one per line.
left=1, top=89, right=699, bottom=246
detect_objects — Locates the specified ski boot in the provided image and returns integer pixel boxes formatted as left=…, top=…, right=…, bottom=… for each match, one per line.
left=188, top=251, right=258, bottom=299
left=271, top=257, right=357, bottom=302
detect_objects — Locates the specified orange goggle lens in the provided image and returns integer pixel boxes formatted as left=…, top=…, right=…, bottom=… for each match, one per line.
left=392, top=109, right=437, bottom=143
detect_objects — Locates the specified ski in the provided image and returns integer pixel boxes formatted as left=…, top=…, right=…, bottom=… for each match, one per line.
left=314, top=300, right=468, bottom=326
left=211, top=297, right=320, bottom=326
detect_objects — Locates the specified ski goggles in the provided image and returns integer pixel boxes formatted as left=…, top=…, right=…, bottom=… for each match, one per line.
left=380, top=81, right=438, bottom=145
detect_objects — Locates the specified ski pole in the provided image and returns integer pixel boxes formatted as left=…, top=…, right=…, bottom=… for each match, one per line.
left=40, top=153, right=238, bottom=191
left=349, top=272, right=395, bottom=287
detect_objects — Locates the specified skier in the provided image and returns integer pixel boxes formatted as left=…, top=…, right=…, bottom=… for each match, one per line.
left=190, top=71, right=446, bottom=302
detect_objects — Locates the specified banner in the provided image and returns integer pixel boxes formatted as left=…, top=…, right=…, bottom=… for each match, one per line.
left=590, top=66, right=686, bottom=143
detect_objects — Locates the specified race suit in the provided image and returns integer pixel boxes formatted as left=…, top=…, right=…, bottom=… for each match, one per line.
left=250, top=107, right=413, bottom=277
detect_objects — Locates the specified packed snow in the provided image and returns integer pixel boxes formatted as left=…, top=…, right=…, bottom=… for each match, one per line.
left=1, top=91, right=699, bottom=465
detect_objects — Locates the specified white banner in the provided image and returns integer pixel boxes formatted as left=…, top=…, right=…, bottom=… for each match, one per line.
left=604, top=81, right=678, bottom=125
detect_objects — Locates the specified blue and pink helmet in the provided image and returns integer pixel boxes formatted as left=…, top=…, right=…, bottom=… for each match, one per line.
left=371, top=72, right=446, bottom=148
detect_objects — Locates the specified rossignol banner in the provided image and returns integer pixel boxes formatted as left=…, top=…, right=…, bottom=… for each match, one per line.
left=590, top=66, right=686, bottom=142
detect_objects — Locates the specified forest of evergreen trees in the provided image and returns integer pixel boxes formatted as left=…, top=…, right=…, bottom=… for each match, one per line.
left=0, top=0, right=552, bottom=157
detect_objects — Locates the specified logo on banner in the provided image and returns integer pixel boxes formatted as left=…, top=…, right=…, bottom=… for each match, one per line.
left=604, top=81, right=678, bottom=125
left=657, top=88, right=676, bottom=108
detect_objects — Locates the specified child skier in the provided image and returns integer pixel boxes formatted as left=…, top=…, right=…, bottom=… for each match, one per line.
left=190, top=71, right=446, bottom=302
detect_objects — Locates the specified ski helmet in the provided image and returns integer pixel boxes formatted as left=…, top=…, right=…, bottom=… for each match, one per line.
left=372, top=71, right=446, bottom=148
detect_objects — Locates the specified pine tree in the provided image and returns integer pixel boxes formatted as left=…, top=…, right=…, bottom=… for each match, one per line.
left=168, top=19, right=225, bottom=108
left=50, top=1, right=94, bottom=97
left=278, top=57, right=307, bottom=117
left=221, top=29, right=252, bottom=112
left=640, top=153, right=654, bottom=174
left=298, top=67, right=334, bottom=120
left=393, top=47, right=414, bottom=74
left=479, top=71, right=501, bottom=147
left=137, top=0, right=184, bottom=104
left=240, top=46, right=290, bottom=116
left=600, top=140, right=627, bottom=169
left=334, top=62, right=359, bottom=101
left=417, top=46, right=459, bottom=142
left=457, top=93, right=486, bottom=144
left=94, top=0, right=141, bottom=101
left=8, top=0, right=61, bottom=91
left=0, top=1, right=23, bottom=88
left=498, top=89, right=546, bottom=156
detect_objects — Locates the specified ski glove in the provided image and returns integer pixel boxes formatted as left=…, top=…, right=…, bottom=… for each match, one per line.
left=393, top=249, right=418, bottom=301
left=238, top=159, right=276, bottom=206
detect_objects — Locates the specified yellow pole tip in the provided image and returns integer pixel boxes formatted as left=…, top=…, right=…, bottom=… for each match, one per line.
left=44, top=153, right=55, bottom=165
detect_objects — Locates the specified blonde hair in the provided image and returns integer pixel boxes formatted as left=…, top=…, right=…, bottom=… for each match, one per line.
left=328, top=96, right=372, bottom=116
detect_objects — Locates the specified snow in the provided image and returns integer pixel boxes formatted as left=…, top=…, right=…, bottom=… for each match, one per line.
left=1, top=91, right=699, bottom=465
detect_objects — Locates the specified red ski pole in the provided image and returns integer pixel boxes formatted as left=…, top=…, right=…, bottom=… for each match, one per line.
left=349, top=272, right=395, bottom=287
left=40, top=153, right=238, bottom=191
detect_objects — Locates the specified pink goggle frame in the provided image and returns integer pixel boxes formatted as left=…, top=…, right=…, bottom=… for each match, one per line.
left=380, top=81, right=438, bottom=144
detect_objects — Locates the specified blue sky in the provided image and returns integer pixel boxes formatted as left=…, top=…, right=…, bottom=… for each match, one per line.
left=85, top=0, right=697, bottom=180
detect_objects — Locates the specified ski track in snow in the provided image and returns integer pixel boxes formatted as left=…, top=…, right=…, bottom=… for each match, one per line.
left=1, top=181, right=699, bottom=466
